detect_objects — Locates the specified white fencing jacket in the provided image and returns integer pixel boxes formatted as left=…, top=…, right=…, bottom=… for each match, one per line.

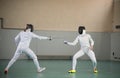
left=67, top=34, right=94, bottom=48
left=15, top=30, right=49, bottom=48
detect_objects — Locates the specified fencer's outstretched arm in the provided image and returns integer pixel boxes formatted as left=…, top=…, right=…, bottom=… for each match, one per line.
left=64, top=36, right=79, bottom=46
left=31, top=32, right=50, bottom=40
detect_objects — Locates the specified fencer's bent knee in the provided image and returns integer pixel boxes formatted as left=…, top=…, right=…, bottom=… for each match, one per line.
left=73, top=55, right=77, bottom=60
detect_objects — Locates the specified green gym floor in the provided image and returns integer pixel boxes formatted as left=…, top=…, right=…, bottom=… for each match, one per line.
left=0, top=60, right=120, bottom=78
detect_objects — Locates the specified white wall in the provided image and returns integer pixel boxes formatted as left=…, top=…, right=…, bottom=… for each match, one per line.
left=111, top=33, right=120, bottom=61
left=113, top=0, right=120, bottom=32
left=111, top=0, right=120, bottom=61
left=0, top=29, right=111, bottom=60
left=0, top=0, right=113, bottom=32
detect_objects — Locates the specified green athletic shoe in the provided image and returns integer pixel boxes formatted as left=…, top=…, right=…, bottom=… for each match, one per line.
left=68, top=70, right=76, bottom=73
left=94, top=69, right=98, bottom=73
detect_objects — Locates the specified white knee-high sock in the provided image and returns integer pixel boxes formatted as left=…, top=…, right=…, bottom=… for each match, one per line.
left=72, top=57, right=77, bottom=70
left=87, top=50, right=97, bottom=69
left=33, top=59, right=40, bottom=70
left=93, top=59, right=97, bottom=69
left=72, top=50, right=84, bottom=70
left=5, top=58, right=17, bottom=70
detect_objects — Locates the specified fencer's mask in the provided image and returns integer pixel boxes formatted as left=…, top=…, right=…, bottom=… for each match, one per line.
left=26, top=24, right=34, bottom=32
left=78, top=26, right=86, bottom=35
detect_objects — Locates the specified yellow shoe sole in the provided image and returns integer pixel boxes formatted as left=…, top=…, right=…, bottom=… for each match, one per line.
left=68, top=70, right=76, bottom=73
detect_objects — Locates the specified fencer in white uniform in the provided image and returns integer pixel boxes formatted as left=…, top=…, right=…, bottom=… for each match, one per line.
left=4, top=24, right=51, bottom=74
left=64, top=26, right=98, bottom=73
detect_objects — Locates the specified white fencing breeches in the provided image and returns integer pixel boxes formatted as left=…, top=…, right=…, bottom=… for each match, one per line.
left=5, top=47, right=40, bottom=70
left=72, top=47, right=97, bottom=70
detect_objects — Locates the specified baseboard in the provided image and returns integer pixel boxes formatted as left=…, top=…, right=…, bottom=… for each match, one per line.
left=37, top=55, right=72, bottom=60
